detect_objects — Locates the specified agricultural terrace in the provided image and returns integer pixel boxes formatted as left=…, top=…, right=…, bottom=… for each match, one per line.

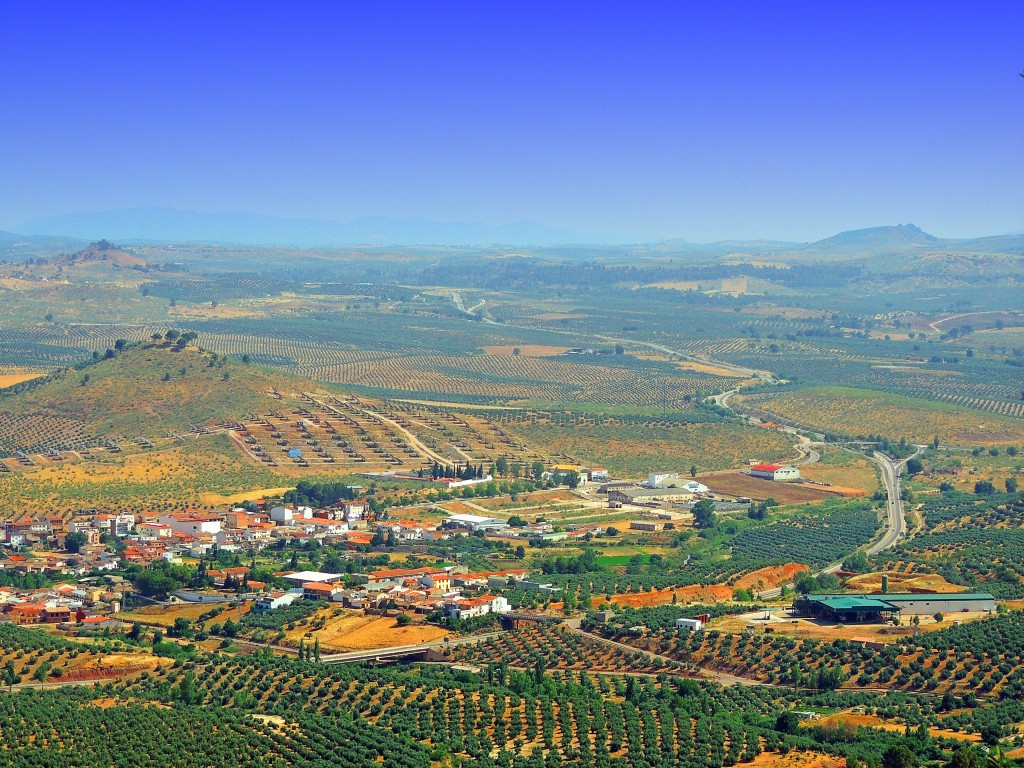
left=0, top=625, right=159, bottom=687
left=295, top=353, right=741, bottom=409
left=0, top=435, right=288, bottom=518
left=0, top=688, right=427, bottom=768
left=97, top=647, right=979, bottom=767
left=446, top=624, right=677, bottom=674
left=0, top=341, right=308, bottom=454
left=740, top=387, right=1024, bottom=446
left=0, top=341, right=551, bottom=475
left=602, top=608, right=1024, bottom=699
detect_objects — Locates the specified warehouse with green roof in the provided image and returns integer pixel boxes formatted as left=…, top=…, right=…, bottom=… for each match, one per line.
left=794, top=592, right=995, bottom=623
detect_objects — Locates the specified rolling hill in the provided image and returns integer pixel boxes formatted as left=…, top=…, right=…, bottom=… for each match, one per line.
left=0, top=340, right=306, bottom=454
left=799, top=223, right=939, bottom=255
left=48, top=240, right=150, bottom=268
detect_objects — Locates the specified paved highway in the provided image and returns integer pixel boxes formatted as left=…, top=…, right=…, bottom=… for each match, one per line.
left=755, top=445, right=924, bottom=598
left=864, top=445, right=923, bottom=554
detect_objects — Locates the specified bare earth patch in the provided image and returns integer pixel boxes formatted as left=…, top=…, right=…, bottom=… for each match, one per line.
left=283, top=610, right=449, bottom=651
left=843, top=570, right=965, bottom=594
left=699, top=473, right=837, bottom=503
left=734, top=563, right=810, bottom=591
left=199, top=487, right=292, bottom=505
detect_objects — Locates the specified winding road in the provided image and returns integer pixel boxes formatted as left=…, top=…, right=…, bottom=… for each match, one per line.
left=449, top=291, right=917, bottom=589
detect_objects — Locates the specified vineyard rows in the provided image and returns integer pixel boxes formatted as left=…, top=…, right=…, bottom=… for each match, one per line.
left=447, top=625, right=677, bottom=674
left=299, top=355, right=733, bottom=408
left=0, top=412, right=99, bottom=456
left=740, top=306, right=831, bottom=320
left=104, top=649, right=831, bottom=767
left=923, top=393, right=1024, bottom=419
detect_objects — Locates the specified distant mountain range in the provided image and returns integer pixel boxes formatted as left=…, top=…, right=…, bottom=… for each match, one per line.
left=13, top=208, right=609, bottom=247
left=6, top=209, right=1024, bottom=257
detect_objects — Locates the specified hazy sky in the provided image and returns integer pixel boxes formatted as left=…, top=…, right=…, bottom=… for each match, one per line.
left=2, top=2, right=1022, bottom=242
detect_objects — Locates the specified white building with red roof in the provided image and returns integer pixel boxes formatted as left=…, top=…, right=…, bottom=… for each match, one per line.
left=748, top=463, right=801, bottom=482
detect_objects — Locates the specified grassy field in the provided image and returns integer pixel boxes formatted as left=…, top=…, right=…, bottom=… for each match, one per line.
left=798, top=447, right=880, bottom=492
left=746, top=386, right=1024, bottom=445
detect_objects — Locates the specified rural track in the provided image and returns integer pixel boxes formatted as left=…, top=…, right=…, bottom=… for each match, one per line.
left=0, top=678, right=121, bottom=693
left=450, top=292, right=768, bottom=378
left=311, top=395, right=469, bottom=466
left=566, top=624, right=767, bottom=687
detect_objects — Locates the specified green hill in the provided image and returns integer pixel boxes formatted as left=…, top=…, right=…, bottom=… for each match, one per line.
left=0, top=340, right=309, bottom=454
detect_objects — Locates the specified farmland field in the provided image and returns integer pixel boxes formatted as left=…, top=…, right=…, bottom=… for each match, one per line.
left=503, top=417, right=794, bottom=475
left=698, top=473, right=844, bottom=504
left=0, top=371, right=44, bottom=388
left=741, top=386, right=1024, bottom=445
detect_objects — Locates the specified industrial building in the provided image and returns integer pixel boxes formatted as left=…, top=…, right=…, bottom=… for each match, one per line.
left=794, top=594, right=900, bottom=623
left=280, top=571, right=344, bottom=586
left=607, top=487, right=696, bottom=505
left=795, top=592, right=995, bottom=623
left=875, top=592, right=996, bottom=615
left=748, top=464, right=801, bottom=482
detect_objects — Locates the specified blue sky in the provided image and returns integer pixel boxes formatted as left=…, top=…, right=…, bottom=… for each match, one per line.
left=1, top=2, right=1022, bottom=241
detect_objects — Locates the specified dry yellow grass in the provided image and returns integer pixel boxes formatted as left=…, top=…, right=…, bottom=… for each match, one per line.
left=24, top=449, right=191, bottom=485
left=843, top=570, right=964, bottom=593
left=199, top=487, right=292, bottom=505
left=800, top=457, right=879, bottom=492
left=0, top=372, right=44, bottom=388
left=283, top=610, right=449, bottom=651
left=119, top=602, right=251, bottom=628
left=812, top=712, right=978, bottom=744
left=717, top=277, right=749, bottom=295
left=169, top=304, right=264, bottom=319
left=746, top=751, right=844, bottom=768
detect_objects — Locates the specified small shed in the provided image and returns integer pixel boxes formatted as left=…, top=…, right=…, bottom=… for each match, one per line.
left=676, top=617, right=704, bottom=632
